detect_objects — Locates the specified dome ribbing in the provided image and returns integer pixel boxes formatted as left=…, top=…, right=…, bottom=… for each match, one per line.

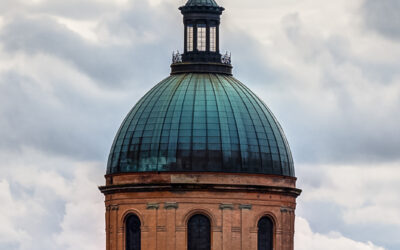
left=185, top=0, right=219, bottom=7
left=107, top=73, right=294, bottom=177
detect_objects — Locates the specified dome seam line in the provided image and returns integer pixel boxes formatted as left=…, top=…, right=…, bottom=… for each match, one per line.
left=155, top=74, right=188, bottom=169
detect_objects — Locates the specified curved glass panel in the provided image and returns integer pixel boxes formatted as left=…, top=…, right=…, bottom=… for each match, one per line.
left=126, top=214, right=141, bottom=250
left=107, top=73, right=295, bottom=177
left=258, top=217, right=273, bottom=250
left=188, top=214, right=211, bottom=250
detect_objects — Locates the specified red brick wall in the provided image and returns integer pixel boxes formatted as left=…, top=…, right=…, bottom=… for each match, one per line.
left=101, top=173, right=299, bottom=250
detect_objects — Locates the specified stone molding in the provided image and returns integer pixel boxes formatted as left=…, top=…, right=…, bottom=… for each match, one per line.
left=239, top=204, right=252, bottom=210
left=219, top=203, right=234, bottom=210
left=106, top=172, right=298, bottom=188
left=146, top=203, right=160, bottom=210
left=107, top=205, right=119, bottom=211
left=280, top=207, right=294, bottom=213
left=164, top=202, right=179, bottom=210
left=99, top=183, right=301, bottom=197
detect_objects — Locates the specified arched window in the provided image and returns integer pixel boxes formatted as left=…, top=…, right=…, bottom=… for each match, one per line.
left=187, top=214, right=211, bottom=250
left=258, top=216, right=273, bottom=250
left=126, top=214, right=141, bottom=250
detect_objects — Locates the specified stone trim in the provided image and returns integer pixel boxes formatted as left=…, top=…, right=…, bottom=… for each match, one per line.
left=146, top=203, right=160, bottom=210
left=106, top=172, right=298, bottom=187
left=110, top=205, right=119, bottom=211
left=239, top=204, right=252, bottom=210
left=219, top=203, right=234, bottom=210
left=99, top=183, right=301, bottom=198
left=164, top=202, right=179, bottom=209
left=280, top=207, right=294, bottom=213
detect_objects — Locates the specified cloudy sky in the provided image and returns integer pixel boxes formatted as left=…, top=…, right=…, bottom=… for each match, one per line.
left=0, top=0, right=399, bottom=249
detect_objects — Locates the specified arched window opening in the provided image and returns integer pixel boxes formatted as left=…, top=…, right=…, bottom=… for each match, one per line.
left=258, top=216, right=273, bottom=250
left=197, top=24, right=207, bottom=51
left=126, top=214, right=141, bottom=250
left=188, top=214, right=211, bottom=250
left=209, top=26, right=217, bottom=52
left=187, top=25, right=194, bottom=52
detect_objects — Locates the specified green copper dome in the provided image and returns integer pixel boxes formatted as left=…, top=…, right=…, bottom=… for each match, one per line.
left=107, top=73, right=295, bottom=176
left=185, top=0, right=219, bottom=7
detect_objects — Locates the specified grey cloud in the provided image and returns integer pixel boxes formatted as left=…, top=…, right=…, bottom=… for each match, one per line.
left=0, top=0, right=113, bottom=19
left=248, top=13, right=400, bottom=165
left=224, top=21, right=400, bottom=165
left=32, top=0, right=113, bottom=20
left=0, top=71, right=115, bottom=161
left=0, top=1, right=182, bottom=160
left=0, top=16, right=161, bottom=86
left=362, top=0, right=400, bottom=40
left=297, top=198, right=400, bottom=249
left=297, top=165, right=400, bottom=249
left=0, top=1, right=179, bottom=87
left=0, top=153, right=105, bottom=250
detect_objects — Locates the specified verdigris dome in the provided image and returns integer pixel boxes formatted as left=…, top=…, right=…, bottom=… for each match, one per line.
left=107, top=73, right=294, bottom=176
left=185, top=0, right=219, bottom=7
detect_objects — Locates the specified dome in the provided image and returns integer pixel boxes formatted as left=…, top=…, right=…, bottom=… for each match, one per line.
left=107, top=73, right=295, bottom=177
left=185, top=0, right=219, bottom=7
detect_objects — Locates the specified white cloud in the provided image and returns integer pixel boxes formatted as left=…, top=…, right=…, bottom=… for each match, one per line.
left=0, top=180, right=30, bottom=246
left=54, top=17, right=100, bottom=43
left=0, top=149, right=105, bottom=250
left=295, top=217, right=385, bottom=250
left=53, top=165, right=105, bottom=250
left=229, top=0, right=400, bottom=164
left=300, top=163, right=400, bottom=226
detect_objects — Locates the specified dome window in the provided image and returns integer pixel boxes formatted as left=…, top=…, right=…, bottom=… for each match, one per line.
left=187, top=24, right=194, bottom=52
left=197, top=24, right=207, bottom=51
left=210, top=26, right=217, bottom=52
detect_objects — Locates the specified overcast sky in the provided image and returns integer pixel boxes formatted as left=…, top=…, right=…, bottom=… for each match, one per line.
left=0, top=0, right=399, bottom=249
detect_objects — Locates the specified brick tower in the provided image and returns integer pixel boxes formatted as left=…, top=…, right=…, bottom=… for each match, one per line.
left=100, top=1, right=301, bottom=250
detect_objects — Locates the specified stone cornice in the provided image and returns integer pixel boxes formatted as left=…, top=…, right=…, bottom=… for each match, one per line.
left=98, top=183, right=302, bottom=197
left=105, top=172, right=298, bottom=189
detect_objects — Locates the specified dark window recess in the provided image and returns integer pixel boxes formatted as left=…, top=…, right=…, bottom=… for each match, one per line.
left=126, top=214, right=141, bottom=250
left=258, top=216, right=273, bottom=250
left=188, top=214, right=211, bottom=250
